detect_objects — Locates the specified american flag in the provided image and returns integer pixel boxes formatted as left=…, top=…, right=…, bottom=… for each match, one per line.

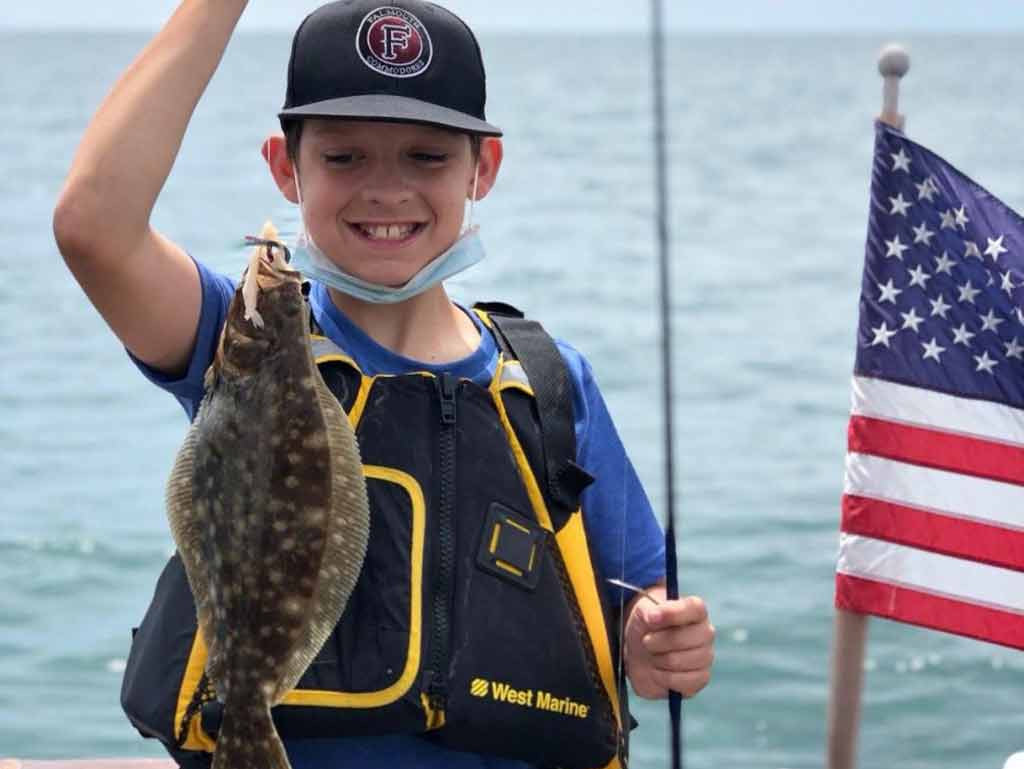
left=836, top=121, right=1024, bottom=650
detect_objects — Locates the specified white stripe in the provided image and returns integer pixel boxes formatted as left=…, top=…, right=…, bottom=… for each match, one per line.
left=845, top=452, right=1024, bottom=531
left=851, top=375, right=1024, bottom=447
left=837, top=533, right=1024, bottom=614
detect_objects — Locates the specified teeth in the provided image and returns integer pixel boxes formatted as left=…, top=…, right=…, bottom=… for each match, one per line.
left=360, top=223, right=416, bottom=240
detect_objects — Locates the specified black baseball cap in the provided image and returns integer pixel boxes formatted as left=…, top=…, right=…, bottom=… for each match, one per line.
left=279, top=0, right=502, bottom=137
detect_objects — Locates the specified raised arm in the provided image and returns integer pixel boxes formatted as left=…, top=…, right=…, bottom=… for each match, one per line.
left=53, top=0, right=248, bottom=375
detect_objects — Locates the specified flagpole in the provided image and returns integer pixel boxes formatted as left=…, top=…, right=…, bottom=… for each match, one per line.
left=825, top=43, right=909, bottom=769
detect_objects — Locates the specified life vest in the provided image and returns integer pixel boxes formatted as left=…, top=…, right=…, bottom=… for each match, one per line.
left=121, top=303, right=632, bottom=769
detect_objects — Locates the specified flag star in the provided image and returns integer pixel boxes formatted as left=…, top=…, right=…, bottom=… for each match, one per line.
left=987, top=273, right=995, bottom=287
left=940, top=209, right=957, bottom=230
left=963, top=241, right=982, bottom=259
left=907, top=265, right=931, bottom=289
left=921, top=337, right=946, bottom=362
left=900, top=307, right=925, bottom=332
left=870, top=321, right=899, bottom=347
left=929, top=294, right=952, bottom=319
left=878, top=278, right=903, bottom=304
left=885, top=235, right=909, bottom=260
left=891, top=147, right=912, bottom=172
left=951, top=323, right=975, bottom=347
left=974, top=350, right=998, bottom=374
left=980, top=308, right=1005, bottom=332
left=934, top=251, right=956, bottom=275
left=915, top=177, right=939, bottom=202
left=1001, top=271, right=1016, bottom=295
left=889, top=193, right=912, bottom=217
left=912, top=221, right=935, bottom=245
left=1005, top=337, right=1024, bottom=360
left=957, top=280, right=981, bottom=304
left=985, top=235, right=1008, bottom=261
left=955, top=205, right=970, bottom=230
left=1017, top=308, right=1024, bottom=325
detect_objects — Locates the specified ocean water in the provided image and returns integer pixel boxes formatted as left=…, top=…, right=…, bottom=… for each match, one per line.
left=3, top=29, right=1024, bottom=768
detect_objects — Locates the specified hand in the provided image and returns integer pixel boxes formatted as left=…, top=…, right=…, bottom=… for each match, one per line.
left=623, top=589, right=715, bottom=699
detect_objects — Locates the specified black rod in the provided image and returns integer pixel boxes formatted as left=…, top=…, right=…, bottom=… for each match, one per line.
left=650, top=1, right=683, bottom=768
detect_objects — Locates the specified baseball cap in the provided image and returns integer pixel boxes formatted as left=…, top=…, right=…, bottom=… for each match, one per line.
left=279, top=0, right=502, bottom=137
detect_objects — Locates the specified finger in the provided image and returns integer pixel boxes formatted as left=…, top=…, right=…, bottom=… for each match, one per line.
left=643, top=622, right=715, bottom=655
left=651, top=645, right=714, bottom=674
left=651, top=667, right=711, bottom=698
left=643, top=596, right=708, bottom=630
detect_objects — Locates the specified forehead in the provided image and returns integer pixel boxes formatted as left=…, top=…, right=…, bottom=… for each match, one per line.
left=303, top=119, right=466, bottom=145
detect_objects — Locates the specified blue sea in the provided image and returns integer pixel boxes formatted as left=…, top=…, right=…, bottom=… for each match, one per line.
left=3, top=29, right=1024, bottom=768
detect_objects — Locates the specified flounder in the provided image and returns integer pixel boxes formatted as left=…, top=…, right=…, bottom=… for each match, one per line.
left=165, top=222, right=370, bottom=769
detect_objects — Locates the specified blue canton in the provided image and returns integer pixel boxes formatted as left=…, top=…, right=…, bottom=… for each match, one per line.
left=856, top=122, right=1024, bottom=409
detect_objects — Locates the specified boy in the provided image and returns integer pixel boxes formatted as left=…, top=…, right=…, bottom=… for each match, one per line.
left=54, top=1, right=714, bottom=767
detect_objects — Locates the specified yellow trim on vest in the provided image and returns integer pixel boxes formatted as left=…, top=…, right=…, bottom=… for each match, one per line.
left=421, top=693, right=446, bottom=731
left=490, top=358, right=625, bottom=757
left=281, top=465, right=426, bottom=709
left=489, top=356, right=553, bottom=533
left=177, top=631, right=216, bottom=752
left=346, top=375, right=374, bottom=431
left=177, top=466, right=427, bottom=747
left=472, top=308, right=494, bottom=329
left=555, top=511, right=624, bottom=753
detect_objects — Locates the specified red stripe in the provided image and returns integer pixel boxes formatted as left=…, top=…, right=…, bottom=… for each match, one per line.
left=841, top=495, right=1024, bottom=573
left=835, top=573, right=1024, bottom=650
left=848, top=415, right=1024, bottom=486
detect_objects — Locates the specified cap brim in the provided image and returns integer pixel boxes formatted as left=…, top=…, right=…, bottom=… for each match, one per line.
left=279, top=94, right=502, bottom=137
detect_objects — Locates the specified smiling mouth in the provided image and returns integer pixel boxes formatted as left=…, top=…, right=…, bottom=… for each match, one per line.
left=350, top=222, right=426, bottom=242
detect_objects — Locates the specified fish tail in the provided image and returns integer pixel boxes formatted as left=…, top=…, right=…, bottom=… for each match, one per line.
left=211, top=696, right=291, bottom=769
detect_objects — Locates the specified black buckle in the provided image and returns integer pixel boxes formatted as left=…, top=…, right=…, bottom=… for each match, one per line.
left=476, top=503, right=547, bottom=591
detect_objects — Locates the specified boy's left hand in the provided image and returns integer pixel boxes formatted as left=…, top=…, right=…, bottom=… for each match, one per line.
left=623, top=587, right=715, bottom=699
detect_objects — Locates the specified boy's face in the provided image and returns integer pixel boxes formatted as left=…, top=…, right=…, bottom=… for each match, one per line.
left=268, top=119, right=501, bottom=289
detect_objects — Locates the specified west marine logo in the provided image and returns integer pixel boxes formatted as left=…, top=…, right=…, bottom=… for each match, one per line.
left=468, top=678, right=590, bottom=719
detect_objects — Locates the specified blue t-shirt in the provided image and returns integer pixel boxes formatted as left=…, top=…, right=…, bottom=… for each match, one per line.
left=134, top=259, right=665, bottom=769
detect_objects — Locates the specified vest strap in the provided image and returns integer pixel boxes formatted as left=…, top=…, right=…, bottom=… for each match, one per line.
left=475, top=303, right=595, bottom=515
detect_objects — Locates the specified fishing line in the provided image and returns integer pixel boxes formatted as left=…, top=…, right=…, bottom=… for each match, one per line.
left=650, top=0, right=684, bottom=768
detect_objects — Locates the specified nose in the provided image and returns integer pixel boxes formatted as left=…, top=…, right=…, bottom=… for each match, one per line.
left=360, top=158, right=413, bottom=207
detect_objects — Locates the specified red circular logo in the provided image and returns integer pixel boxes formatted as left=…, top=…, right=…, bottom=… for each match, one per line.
left=357, top=7, right=433, bottom=78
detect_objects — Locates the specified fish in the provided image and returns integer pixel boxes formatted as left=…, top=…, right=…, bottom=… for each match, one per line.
left=165, top=221, right=371, bottom=769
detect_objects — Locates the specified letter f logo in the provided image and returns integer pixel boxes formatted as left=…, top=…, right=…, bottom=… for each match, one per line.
left=379, top=23, right=412, bottom=61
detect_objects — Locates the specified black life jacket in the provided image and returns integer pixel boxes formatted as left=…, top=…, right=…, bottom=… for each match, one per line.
left=121, top=303, right=632, bottom=769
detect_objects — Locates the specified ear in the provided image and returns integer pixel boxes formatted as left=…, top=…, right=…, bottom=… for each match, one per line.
left=470, top=137, right=504, bottom=201
left=264, top=134, right=299, bottom=204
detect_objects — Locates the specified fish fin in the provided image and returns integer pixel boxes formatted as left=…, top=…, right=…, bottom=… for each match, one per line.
left=272, top=375, right=371, bottom=702
left=165, top=398, right=225, bottom=687
left=211, top=697, right=290, bottom=769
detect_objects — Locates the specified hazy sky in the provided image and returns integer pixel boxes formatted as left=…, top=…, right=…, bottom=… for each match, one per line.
left=4, top=1, right=1024, bottom=32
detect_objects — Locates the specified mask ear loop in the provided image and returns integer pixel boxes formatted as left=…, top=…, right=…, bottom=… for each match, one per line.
left=465, top=161, right=481, bottom=233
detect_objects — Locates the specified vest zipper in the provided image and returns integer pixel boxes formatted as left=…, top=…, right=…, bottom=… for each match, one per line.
left=426, top=373, right=458, bottom=711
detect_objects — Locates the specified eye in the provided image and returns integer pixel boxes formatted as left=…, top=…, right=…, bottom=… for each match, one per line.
left=323, top=152, right=355, bottom=165
left=411, top=152, right=449, bottom=164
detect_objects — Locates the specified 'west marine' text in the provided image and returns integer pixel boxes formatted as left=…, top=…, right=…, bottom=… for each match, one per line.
left=475, top=679, right=590, bottom=719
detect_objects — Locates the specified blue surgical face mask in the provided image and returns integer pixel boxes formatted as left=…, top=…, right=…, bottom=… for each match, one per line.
left=289, top=165, right=485, bottom=304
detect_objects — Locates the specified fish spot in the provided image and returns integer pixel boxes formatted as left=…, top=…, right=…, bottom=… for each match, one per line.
left=302, top=432, right=328, bottom=450
left=287, top=451, right=303, bottom=465
left=306, top=508, right=326, bottom=526
left=284, top=476, right=300, bottom=489
left=268, top=570, right=284, bottom=585
left=281, top=538, right=296, bottom=551
left=302, top=376, right=316, bottom=390
left=273, top=519, right=289, bottom=533
left=260, top=626, right=273, bottom=638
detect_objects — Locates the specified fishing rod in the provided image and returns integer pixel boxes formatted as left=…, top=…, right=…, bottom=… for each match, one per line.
left=650, top=1, right=683, bottom=768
